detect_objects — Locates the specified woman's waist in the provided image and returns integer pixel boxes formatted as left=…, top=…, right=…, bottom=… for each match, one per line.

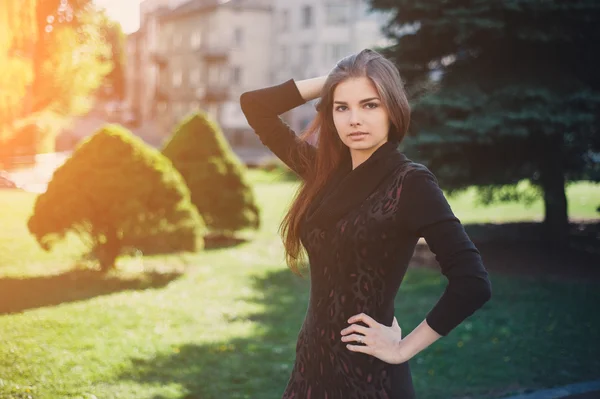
left=303, top=301, right=395, bottom=331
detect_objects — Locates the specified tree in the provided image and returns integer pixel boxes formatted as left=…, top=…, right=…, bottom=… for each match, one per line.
left=369, top=0, right=600, bottom=243
left=0, top=0, right=37, bottom=161
left=31, top=0, right=112, bottom=116
left=102, top=19, right=126, bottom=100
left=93, top=9, right=127, bottom=101
left=0, top=0, right=112, bottom=163
left=162, top=111, right=261, bottom=234
left=28, top=124, right=205, bottom=272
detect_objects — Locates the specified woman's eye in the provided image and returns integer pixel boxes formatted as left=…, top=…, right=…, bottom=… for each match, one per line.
left=335, top=103, right=378, bottom=111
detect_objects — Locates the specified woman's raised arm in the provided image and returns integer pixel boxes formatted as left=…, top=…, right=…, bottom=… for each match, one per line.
left=240, top=77, right=326, bottom=179
left=295, top=76, right=328, bottom=102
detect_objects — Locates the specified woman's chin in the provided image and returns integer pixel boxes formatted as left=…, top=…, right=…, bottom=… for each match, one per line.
left=345, top=141, right=377, bottom=151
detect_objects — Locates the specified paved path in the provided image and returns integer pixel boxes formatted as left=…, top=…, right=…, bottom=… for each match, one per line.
left=6, top=148, right=276, bottom=194
left=7, top=152, right=71, bottom=193
left=502, top=380, right=600, bottom=399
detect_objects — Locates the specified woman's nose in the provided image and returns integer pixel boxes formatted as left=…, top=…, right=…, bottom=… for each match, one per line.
left=349, top=111, right=362, bottom=127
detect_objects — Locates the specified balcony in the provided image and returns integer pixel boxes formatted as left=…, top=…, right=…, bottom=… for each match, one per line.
left=151, top=52, right=168, bottom=68
left=196, top=85, right=229, bottom=103
left=153, top=88, right=169, bottom=104
left=197, top=45, right=230, bottom=62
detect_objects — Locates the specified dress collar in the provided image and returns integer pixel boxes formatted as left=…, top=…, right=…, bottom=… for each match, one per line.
left=303, top=140, right=410, bottom=232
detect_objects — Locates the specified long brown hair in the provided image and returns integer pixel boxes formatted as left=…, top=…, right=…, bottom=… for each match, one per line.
left=279, top=49, right=411, bottom=276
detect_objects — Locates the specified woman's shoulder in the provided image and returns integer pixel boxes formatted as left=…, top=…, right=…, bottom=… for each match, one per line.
left=392, top=159, right=439, bottom=185
left=374, top=160, right=440, bottom=207
left=390, top=160, right=457, bottom=232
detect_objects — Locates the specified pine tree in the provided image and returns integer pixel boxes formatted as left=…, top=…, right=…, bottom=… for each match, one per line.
left=162, top=111, right=261, bottom=234
left=28, top=124, right=205, bottom=271
left=369, top=0, right=600, bottom=243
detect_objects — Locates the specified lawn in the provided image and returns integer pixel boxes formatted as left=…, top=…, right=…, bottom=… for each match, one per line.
left=0, top=174, right=599, bottom=399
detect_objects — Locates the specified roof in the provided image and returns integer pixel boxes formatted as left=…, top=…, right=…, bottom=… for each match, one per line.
left=155, top=0, right=271, bottom=21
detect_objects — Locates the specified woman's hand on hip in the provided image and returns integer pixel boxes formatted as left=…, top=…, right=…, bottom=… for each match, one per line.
left=340, top=313, right=408, bottom=364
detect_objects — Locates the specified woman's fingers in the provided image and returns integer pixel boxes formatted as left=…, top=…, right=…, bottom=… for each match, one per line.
left=341, top=333, right=366, bottom=344
left=340, top=323, right=368, bottom=336
left=347, top=313, right=377, bottom=327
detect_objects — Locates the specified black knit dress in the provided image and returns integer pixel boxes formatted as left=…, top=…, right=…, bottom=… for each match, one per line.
left=240, top=79, right=492, bottom=399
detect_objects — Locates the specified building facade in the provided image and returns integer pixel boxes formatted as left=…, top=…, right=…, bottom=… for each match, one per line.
left=126, top=0, right=393, bottom=162
left=126, top=0, right=274, bottom=161
left=270, top=0, right=394, bottom=133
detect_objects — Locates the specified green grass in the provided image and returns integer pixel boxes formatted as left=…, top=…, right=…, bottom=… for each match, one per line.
left=0, top=176, right=599, bottom=398
left=446, top=181, right=600, bottom=223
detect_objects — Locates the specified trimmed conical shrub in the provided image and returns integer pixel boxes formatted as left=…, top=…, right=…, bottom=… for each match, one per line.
left=28, top=124, right=205, bottom=271
left=161, top=110, right=260, bottom=233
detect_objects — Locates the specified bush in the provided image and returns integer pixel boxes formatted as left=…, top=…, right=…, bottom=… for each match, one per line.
left=28, top=123, right=205, bottom=271
left=161, top=110, right=260, bottom=234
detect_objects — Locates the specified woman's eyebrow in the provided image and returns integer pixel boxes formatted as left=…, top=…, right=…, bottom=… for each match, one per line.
left=334, top=97, right=380, bottom=105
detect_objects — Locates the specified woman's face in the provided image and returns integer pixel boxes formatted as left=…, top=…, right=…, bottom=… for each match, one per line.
left=332, top=76, right=390, bottom=155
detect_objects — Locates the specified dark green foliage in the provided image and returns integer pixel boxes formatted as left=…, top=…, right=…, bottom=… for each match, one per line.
left=162, top=110, right=260, bottom=234
left=28, top=124, right=205, bottom=271
left=369, top=0, right=600, bottom=242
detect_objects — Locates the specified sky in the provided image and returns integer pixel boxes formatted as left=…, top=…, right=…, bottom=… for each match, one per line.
left=94, top=0, right=142, bottom=34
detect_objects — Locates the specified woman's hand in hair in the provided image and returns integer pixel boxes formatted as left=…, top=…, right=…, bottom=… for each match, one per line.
left=295, top=76, right=328, bottom=102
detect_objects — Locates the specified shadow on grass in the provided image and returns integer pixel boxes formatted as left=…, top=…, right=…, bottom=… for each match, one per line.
left=115, top=234, right=600, bottom=399
left=463, top=220, right=600, bottom=255
left=412, top=221, right=600, bottom=283
left=117, top=268, right=310, bottom=399
left=203, top=233, right=248, bottom=251
left=0, top=268, right=183, bottom=314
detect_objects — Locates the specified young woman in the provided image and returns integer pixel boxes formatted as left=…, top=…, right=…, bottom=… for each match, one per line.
left=240, top=49, right=492, bottom=399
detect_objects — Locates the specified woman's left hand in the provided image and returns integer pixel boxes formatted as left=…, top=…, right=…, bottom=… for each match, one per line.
left=341, top=313, right=407, bottom=364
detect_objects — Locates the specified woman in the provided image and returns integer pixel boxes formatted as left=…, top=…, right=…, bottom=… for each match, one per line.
left=240, top=49, right=492, bottom=399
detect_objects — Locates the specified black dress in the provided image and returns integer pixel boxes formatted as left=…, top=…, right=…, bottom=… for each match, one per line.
left=240, top=79, right=492, bottom=399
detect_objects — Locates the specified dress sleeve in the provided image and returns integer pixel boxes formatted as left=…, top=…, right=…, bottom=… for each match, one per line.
left=240, top=79, right=317, bottom=179
left=399, top=167, right=492, bottom=337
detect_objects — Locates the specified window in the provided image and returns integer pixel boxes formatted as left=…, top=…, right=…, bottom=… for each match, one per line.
left=280, top=45, right=289, bottom=66
left=324, top=43, right=350, bottom=63
left=161, top=34, right=170, bottom=52
left=208, top=65, right=228, bottom=86
left=191, top=31, right=202, bottom=49
left=173, top=32, right=183, bottom=47
left=231, top=66, right=242, bottom=85
left=174, top=102, right=185, bottom=119
left=234, top=27, right=243, bottom=47
left=280, top=9, right=289, bottom=32
left=208, top=65, right=219, bottom=84
left=208, top=103, right=219, bottom=119
left=300, top=43, right=312, bottom=65
left=333, top=43, right=349, bottom=60
left=325, top=2, right=348, bottom=25
left=190, top=67, right=202, bottom=86
left=172, top=70, right=182, bottom=87
left=220, top=66, right=229, bottom=86
left=301, top=5, right=313, bottom=28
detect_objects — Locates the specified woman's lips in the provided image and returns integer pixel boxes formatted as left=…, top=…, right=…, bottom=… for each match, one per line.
left=349, top=132, right=368, bottom=139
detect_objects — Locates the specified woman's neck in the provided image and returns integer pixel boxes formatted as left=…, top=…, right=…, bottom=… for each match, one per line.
left=350, top=141, right=387, bottom=170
